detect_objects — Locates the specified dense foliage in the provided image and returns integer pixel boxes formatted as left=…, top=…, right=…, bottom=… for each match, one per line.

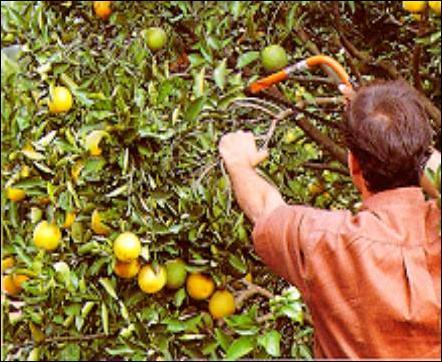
left=1, top=1, right=440, bottom=360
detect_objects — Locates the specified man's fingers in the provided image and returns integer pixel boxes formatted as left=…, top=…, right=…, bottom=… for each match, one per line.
left=338, top=84, right=355, bottom=103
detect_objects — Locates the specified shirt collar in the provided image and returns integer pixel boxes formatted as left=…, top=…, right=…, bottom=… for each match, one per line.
left=362, top=187, right=426, bottom=213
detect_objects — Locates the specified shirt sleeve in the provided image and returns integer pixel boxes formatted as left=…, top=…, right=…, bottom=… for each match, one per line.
left=252, top=204, right=314, bottom=293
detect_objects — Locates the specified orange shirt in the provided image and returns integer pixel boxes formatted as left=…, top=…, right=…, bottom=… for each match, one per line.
left=252, top=187, right=441, bottom=359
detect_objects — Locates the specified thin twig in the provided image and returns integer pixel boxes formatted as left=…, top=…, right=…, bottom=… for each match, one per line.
left=232, top=102, right=279, bottom=118
left=193, top=160, right=220, bottom=188
left=302, top=162, right=349, bottom=176
left=256, top=312, right=275, bottom=324
left=329, top=2, right=440, bottom=128
left=411, top=11, right=428, bottom=93
left=233, top=97, right=285, bottom=114
left=262, top=109, right=293, bottom=150
left=4, top=333, right=115, bottom=353
left=235, top=278, right=275, bottom=309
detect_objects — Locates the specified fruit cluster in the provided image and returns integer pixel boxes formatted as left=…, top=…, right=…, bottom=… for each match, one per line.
left=112, top=232, right=236, bottom=319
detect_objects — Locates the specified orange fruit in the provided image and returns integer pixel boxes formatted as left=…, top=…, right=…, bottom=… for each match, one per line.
left=261, top=45, right=288, bottom=72
left=62, top=211, right=76, bottom=228
left=2, top=275, right=20, bottom=295
left=208, top=290, right=236, bottom=319
left=138, top=264, right=167, bottom=294
left=144, top=27, right=168, bottom=51
left=113, top=232, right=141, bottom=262
left=6, top=187, right=26, bottom=202
left=308, top=181, right=325, bottom=196
left=429, top=1, right=441, bottom=15
left=93, top=1, right=112, bottom=20
left=402, top=1, right=427, bottom=13
left=2, top=257, right=15, bottom=271
left=12, top=274, right=29, bottom=290
left=114, top=258, right=141, bottom=279
left=85, top=130, right=107, bottom=156
left=48, top=86, right=73, bottom=113
left=165, top=259, right=187, bottom=289
left=186, top=273, right=215, bottom=300
left=91, top=209, right=110, bottom=235
left=33, top=221, right=62, bottom=251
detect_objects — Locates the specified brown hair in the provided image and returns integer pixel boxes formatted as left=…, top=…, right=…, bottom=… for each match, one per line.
left=343, top=80, right=433, bottom=193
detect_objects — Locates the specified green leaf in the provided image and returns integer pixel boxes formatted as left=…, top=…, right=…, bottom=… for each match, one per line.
left=236, top=51, right=260, bottom=68
left=174, top=288, right=187, bottom=307
left=258, top=330, right=281, bottom=357
left=81, top=302, right=95, bottom=319
left=224, top=336, right=255, bottom=361
left=58, top=344, right=81, bottom=361
left=53, top=261, right=73, bottom=290
left=214, top=328, right=232, bottom=352
left=184, top=96, right=206, bottom=122
left=99, top=277, right=118, bottom=300
left=214, top=59, right=227, bottom=90
left=193, top=67, right=206, bottom=98
left=228, top=253, right=247, bottom=274
left=101, top=303, right=109, bottom=335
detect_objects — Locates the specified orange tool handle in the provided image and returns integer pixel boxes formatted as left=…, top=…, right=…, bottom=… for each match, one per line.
left=305, top=55, right=351, bottom=87
left=248, top=54, right=352, bottom=94
left=248, top=70, right=289, bottom=94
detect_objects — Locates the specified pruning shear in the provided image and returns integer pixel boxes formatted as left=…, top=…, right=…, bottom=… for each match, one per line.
left=248, top=54, right=354, bottom=96
left=247, top=56, right=440, bottom=199
left=239, top=54, right=353, bottom=155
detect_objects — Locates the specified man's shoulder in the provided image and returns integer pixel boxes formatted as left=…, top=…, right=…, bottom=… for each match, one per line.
left=253, top=203, right=355, bottom=239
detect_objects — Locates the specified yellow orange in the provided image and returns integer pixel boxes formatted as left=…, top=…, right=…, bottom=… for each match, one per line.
left=6, top=187, right=26, bottom=202
left=113, top=232, right=141, bottom=262
left=33, top=221, right=62, bottom=251
left=2, top=257, right=15, bottom=271
left=85, top=130, right=107, bottom=156
left=91, top=209, right=110, bottom=235
left=114, top=258, right=140, bottom=279
left=93, top=1, right=112, bottom=20
left=402, top=1, right=427, bottom=13
left=48, top=86, right=73, bottom=113
left=62, top=212, right=76, bottom=228
left=2, top=275, right=20, bottom=295
left=138, top=264, right=167, bottom=294
left=208, top=290, right=236, bottom=319
left=186, top=273, right=215, bottom=300
left=429, top=1, right=441, bottom=15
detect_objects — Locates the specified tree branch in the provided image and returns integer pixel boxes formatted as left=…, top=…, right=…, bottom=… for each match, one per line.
left=330, top=2, right=441, bottom=129
left=235, top=278, right=274, bottom=309
left=302, top=162, right=349, bottom=176
left=295, top=27, right=342, bottom=84
left=4, top=333, right=115, bottom=354
left=254, top=91, right=348, bottom=165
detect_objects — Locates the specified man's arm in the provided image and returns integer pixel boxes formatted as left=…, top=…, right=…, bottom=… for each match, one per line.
left=219, top=131, right=285, bottom=223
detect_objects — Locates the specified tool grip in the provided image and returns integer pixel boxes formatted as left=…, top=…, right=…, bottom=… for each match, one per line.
left=305, top=55, right=351, bottom=87
left=248, top=70, right=289, bottom=94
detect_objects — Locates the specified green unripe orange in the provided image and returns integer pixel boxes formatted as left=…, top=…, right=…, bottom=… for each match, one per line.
left=261, top=45, right=288, bottom=72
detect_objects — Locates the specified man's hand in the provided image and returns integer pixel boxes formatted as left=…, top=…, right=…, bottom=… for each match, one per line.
left=219, top=131, right=268, bottom=170
left=338, top=84, right=355, bottom=108
left=218, top=130, right=284, bottom=223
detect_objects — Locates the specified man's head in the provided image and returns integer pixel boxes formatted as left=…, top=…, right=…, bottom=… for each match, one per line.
left=342, top=80, right=432, bottom=195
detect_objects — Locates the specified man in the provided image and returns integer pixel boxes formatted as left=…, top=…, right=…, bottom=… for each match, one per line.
left=219, top=80, right=441, bottom=359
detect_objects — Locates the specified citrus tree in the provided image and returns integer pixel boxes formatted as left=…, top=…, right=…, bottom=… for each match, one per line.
left=1, top=1, right=440, bottom=360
